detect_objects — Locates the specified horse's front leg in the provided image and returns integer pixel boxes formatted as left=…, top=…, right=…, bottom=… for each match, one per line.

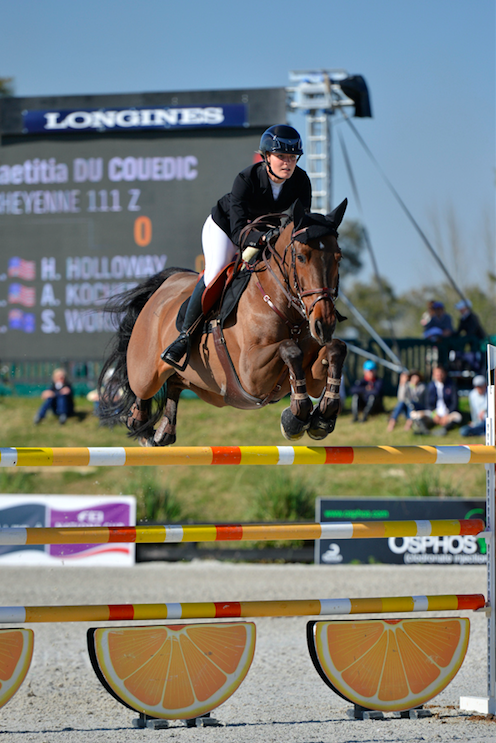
left=308, top=339, right=347, bottom=440
left=279, top=340, right=314, bottom=441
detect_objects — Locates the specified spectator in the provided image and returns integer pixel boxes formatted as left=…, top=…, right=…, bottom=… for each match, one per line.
left=421, top=301, right=454, bottom=342
left=460, top=375, right=487, bottom=437
left=453, top=299, right=487, bottom=341
left=33, top=368, right=74, bottom=425
left=351, top=360, right=384, bottom=423
left=387, top=369, right=426, bottom=432
left=410, top=365, right=461, bottom=436
left=86, top=367, right=123, bottom=417
left=86, top=388, right=100, bottom=415
left=420, top=300, right=435, bottom=328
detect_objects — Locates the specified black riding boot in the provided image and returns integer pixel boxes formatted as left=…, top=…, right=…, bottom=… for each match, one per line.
left=161, top=278, right=205, bottom=371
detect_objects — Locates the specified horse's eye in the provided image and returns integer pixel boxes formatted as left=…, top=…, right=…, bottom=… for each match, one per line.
left=297, top=254, right=306, bottom=264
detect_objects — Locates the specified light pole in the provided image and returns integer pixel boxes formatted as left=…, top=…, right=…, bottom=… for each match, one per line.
left=287, top=70, right=372, bottom=214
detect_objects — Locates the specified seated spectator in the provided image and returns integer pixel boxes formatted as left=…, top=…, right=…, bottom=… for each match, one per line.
left=410, top=365, right=461, bottom=436
left=33, top=368, right=74, bottom=425
left=351, top=360, right=384, bottom=423
left=387, top=369, right=426, bottom=432
left=86, top=388, right=100, bottom=415
left=421, top=301, right=454, bottom=342
left=420, top=300, right=436, bottom=331
left=460, top=375, right=487, bottom=437
left=453, top=299, right=487, bottom=341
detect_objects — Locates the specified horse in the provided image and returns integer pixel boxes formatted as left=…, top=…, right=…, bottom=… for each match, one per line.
left=98, top=198, right=348, bottom=447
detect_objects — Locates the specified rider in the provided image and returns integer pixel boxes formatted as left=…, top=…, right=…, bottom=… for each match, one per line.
left=161, top=124, right=312, bottom=370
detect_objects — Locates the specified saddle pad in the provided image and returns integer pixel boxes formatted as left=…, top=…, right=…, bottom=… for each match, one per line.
left=175, top=267, right=252, bottom=332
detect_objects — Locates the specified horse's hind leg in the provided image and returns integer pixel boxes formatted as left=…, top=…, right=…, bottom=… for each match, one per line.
left=126, top=397, right=155, bottom=444
left=308, top=339, right=347, bottom=440
left=148, top=377, right=183, bottom=447
left=279, top=340, right=314, bottom=441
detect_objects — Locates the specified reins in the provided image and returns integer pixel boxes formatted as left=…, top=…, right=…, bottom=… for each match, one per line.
left=246, top=224, right=345, bottom=327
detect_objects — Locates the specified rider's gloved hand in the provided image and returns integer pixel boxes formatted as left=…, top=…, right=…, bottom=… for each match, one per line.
left=261, top=227, right=281, bottom=246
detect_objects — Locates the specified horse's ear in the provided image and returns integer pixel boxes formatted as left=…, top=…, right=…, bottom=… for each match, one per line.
left=327, top=198, right=348, bottom=229
left=291, top=199, right=306, bottom=230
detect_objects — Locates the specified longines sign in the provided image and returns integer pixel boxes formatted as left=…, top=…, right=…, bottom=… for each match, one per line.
left=22, top=104, right=248, bottom=133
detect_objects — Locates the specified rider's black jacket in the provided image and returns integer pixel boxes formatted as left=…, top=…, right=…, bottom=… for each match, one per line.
left=211, top=161, right=312, bottom=247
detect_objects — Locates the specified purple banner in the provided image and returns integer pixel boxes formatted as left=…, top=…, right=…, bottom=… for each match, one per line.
left=49, top=501, right=133, bottom=558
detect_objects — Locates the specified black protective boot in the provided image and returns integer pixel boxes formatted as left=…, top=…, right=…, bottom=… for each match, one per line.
left=161, top=278, right=205, bottom=370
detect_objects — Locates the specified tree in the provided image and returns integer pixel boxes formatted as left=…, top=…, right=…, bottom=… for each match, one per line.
left=0, top=77, right=14, bottom=97
left=338, top=219, right=366, bottom=278
left=342, top=276, right=401, bottom=343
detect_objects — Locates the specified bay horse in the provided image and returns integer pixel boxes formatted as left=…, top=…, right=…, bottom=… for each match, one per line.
left=98, top=199, right=348, bottom=446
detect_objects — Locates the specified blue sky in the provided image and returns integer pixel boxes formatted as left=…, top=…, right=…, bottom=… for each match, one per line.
left=1, top=0, right=494, bottom=295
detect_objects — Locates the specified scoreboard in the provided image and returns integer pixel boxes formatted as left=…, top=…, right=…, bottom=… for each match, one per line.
left=0, top=87, right=286, bottom=361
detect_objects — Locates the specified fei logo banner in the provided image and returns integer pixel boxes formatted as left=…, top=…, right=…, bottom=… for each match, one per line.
left=0, top=494, right=136, bottom=566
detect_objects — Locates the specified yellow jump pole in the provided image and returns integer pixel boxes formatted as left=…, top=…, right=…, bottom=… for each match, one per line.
left=0, top=518, right=486, bottom=546
left=0, top=593, right=486, bottom=624
left=0, top=445, right=495, bottom=467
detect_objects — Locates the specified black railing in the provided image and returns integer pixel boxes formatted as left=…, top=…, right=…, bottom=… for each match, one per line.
left=0, top=335, right=491, bottom=399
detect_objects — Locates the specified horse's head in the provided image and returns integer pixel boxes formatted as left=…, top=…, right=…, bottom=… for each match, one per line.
left=281, top=198, right=347, bottom=344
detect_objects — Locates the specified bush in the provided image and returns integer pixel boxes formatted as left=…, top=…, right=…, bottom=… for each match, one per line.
left=124, top=468, right=187, bottom=523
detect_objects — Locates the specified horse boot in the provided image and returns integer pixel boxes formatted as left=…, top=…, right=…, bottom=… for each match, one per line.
left=161, top=277, right=205, bottom=371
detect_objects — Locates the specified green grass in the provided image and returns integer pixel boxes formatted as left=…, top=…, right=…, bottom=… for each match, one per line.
left=0, top=394, right=485, bottom=528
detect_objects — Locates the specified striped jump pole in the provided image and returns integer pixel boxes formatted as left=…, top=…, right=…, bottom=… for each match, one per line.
left=0, top=445, right=495, bottom=467
left=0, top=518, right=486, bottom=546
left=0, top=593, right=486, bottom=624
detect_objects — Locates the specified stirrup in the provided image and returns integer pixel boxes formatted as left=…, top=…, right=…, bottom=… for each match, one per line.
left=161, top=334, right=191, bottom=372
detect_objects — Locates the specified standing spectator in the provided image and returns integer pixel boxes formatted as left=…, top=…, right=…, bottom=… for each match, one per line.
left=460, top=375, right=487, bottom=437
left=453, top=299, right=487, bottom=341
left=351, top=360, right=384, bottom=423
left=387, top=369, right=426, bottom=432
left=421, top=301, right=454, bottom=342
left=410, top=365, right=461, bottom=435
left=33, top=368, right=74, bottom=425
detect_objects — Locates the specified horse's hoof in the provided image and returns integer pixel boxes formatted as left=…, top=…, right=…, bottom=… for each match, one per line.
left=139, top=436, right=157, bottom=447
left=280, top=407, right=309, bottom=441
left=154, top=433, right=176, bottom=447
left=307, top=414, right=336, bottom=440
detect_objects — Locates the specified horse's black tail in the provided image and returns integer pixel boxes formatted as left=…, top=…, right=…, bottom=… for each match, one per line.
left=97, top=267, right=189, bottom=435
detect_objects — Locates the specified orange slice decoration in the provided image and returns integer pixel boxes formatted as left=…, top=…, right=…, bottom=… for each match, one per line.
left=0, top=628, right=34, bottom=709
left=307, top=617, right=469, bottom=712
left=88, top=622, right=256, bottom=720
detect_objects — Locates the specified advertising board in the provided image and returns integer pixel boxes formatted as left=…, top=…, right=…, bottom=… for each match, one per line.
left=0, top=494, right=136, bottom=565
left=315, top=497, right=486, bottom=566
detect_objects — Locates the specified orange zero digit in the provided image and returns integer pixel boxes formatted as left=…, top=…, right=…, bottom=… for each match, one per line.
left=134, top=216, right=152, bottom=247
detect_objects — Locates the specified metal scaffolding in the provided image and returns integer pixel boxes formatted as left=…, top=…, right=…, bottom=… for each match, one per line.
left=287, top=69, right=371, bottom=215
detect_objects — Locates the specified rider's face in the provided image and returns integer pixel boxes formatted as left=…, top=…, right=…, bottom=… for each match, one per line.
left=266, top=152, right=298, bottom=182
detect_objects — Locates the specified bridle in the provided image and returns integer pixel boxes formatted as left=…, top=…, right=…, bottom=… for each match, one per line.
left=254, top=227, right=345, bottom=327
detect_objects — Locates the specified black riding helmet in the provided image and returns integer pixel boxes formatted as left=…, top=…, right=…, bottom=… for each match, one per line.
left=259, top=125, right=304, bottom=157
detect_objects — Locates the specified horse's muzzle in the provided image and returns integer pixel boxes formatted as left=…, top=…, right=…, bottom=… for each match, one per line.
left=312, top=315, right=336, bottom=345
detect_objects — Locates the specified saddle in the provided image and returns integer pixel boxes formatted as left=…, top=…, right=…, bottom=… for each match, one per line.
left=175, top=261, right=251, bottom=332
left=174, top=258, right=284, bottom=409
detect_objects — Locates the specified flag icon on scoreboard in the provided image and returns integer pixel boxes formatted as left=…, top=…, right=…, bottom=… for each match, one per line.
left=7, top=257, right=36, bottom=281
left=8, top=283, right=36, bottom=307
left=8, top=309, right=36, bottom=333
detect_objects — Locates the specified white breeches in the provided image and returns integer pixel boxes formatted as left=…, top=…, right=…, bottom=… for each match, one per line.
left=202, top=215, right=238, bottom=286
